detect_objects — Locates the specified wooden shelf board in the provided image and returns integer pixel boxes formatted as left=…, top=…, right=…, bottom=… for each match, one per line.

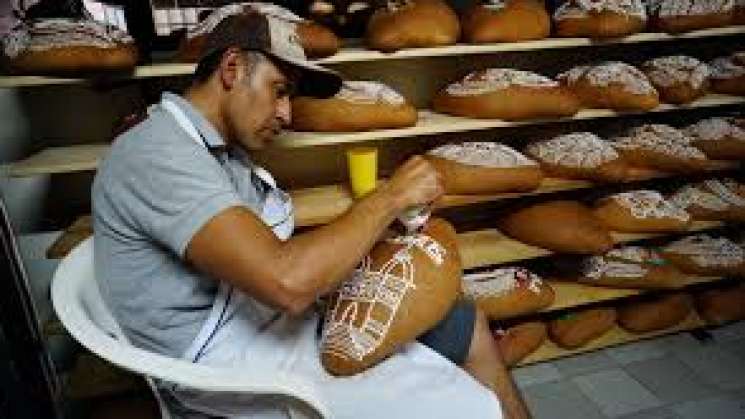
left=459, top=221, right=724, bottom=269
left=274, top=95, right=745, bottom=148
left=1, top=144, right=110, bottom=177
left=518, top=312, right=705, bottom=366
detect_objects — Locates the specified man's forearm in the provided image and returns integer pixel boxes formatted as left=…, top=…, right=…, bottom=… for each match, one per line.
left=492, top=363, right=531, bottom=419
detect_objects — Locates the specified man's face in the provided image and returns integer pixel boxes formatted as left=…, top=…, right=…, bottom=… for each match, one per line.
left=226, top=54, right=293, bottom=150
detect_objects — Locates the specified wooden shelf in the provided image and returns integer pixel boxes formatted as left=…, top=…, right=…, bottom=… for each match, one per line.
left=274, top=95, right=745, bottom=148
left=459, top=220, right=725, bottom=269
left=1, top=26, right=743, bottom=88
left=518, top=312, right=705, bottom=366
left=1, top=144, right=109, bottom=177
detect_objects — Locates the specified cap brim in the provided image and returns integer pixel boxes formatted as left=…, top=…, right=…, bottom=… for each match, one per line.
left=268, top=53, right=342, bottom=98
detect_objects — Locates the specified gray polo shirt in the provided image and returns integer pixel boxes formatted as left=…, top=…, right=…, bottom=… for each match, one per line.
left=92, top=92, right=273, bottom=358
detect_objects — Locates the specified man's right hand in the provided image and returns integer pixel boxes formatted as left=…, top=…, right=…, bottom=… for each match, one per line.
left=384, top=156, right=445, bottom=212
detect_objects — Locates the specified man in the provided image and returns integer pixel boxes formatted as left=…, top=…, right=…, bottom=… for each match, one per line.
left=93, top=11, right=529, bottom=419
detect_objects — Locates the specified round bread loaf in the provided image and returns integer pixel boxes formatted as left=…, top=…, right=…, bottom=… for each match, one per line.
left=662, top=234, right=745, bottom=276
left=613, top=124, right=710, bottom=173
left=462, top=0, right=550, bottom=43
left=433, top=68, right=581, bottom=120
left=525, top=132, right=632, bottom=183
left=686, top=117, right=745, bottom=160
left=618, top=293, right=693, bottom=333
left=365, top=0, right=460, bottom=52
left=710, top=52, right=745, bottom=96
left=669, top=179, right=745, bottom=222
left=462, top=267, right=555, bottom=320
left=548, top=307, right=617, bottom=349
left=578, top=246, right=684, bottom=289
left=695, top=282, right=745, bottom=325
left=648, top=0, right=734, bottom=33
left=498, top=200, right=614, bottom=254
left=320, top=218, right=462, bottom=376
left=291, top=81, right=417, bottom=132
left=2, top=18, right=138, bottom=74
left=642, top=55, right=710, bottom=104
left=593, top=190, right=691, bottom=233
left=425, top=142, right=543, bottom=195
left=494, top=321, right=547, bottom=367
left=177, top=3, right=340, bottom=61
left=558, top=62, right=660, bottom=111
left=553, top=0, right=647, bottom=38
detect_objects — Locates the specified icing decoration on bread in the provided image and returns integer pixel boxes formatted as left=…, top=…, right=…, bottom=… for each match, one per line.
left=527, top=132, right=620, bottom=169
left=607, top=246, right=668, bottom=264
left=647, top=0, right=734, bottom=17
left=610, top=190, right=691, bottom=221
left=483, top=0, right=508, bottom=11
left=445, top=68, right=558, bottom=96
left=335, top=81, right=406, bottom=105
left=670, top=184, right=732, bottom=211
left=427, top=142, right=537, bottom=168
left=644, top=55, right=710, bottom=88
left=462, top=267, right=543, bottom=298
left=582, top=255, right=649, bottom=280
left=686, top=117, right=745, bottom=142
left=664, top=234, right=745, bottom=268
left=710, top=55, right=745, bottom=80
left=614, top=124, right=706, bottom=159
left=559, top=62, right=656, bottom=95
left=186, top=3, right=303, bottom=39
left=554, top=0, right=647, bottom=20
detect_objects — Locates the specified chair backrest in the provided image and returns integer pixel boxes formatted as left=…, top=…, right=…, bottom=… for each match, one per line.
left=51, top=237, right=330, bottom=419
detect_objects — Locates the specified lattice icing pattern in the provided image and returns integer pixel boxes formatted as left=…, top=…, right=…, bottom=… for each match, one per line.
left=187, top=2, right=303, bottom=39
left=644, top=56, right=710, bottom=88
left=462, top=267, right=543, bottom=299
left=686, top=117, right=745, bottom=142
left=554, top=0, right=647, bottom=20
left=671, top=179, right=745, bottom=211
left=527, top=132, right=620, bottom=168
left=608, top=190, right=691, bottom=221
left=335, top=81, right=407, bottom=105
left=321, top=233, right=446, bottom=362
left=664, top=234, right=745, bottom=268
left=3, top=18, right=133, bottom=59
left=614, top=124, right=707, bottom=159
left=559, top=62, right=656, bottom=95
left=428, top=142, right=537, bottom=168
left=647, top=0, right=734, bottom=17
left=710, top=55, right=745, bottom=80
left=582, top=254, right=650, bottom=279
left=483, top=0, right=508, bottom=11
left=607, top=246, right=667, bottom=264
left=445, top=68, right=559, bottom=96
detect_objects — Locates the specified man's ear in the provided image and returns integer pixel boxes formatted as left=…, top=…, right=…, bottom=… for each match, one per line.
left=218, top=48, right=244, bottom=90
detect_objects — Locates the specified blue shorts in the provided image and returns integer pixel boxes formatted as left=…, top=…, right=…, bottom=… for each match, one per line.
left=417, top=300, right=476, bottom=365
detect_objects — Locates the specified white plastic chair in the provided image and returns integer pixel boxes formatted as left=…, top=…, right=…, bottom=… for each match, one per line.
left=51, top=237, right=331, bottom=419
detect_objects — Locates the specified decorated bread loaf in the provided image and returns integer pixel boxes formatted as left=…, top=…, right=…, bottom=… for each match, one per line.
left=647, top=0, right=734, bottom=33
left=553, top=0, right=648, bottom=38
left=685, top=117, right=745, bottom=160
left=433, top=68, right=581, bottom=120
left=320, top=218, right=461, bottom=376
left=710, top=52, right=745, bottom=96
left=617, top=292, right=693, bottom=333
left=695, top=282, right=745, bottom=325
left=548, top=307, right=617, bottom=349
left=613, top=124, right=710, bottom=173
left=498, top=200, right=614, bottom=254
left=2, top=18, right=138, bottom=74
left=291, top=81, right=417, bottom=132
left=425, top=142, right=543, bottom=195
left=578, top=246, right=683, bottom=289
left=669, top=179, right=745, bottom=222
left=493, top=321, right=547, bottom=367
left=593, top=190, right=691, bottom=233
left=642, top=55, right=710, bottom=104
left=662, top=234, right=745, bottom=276
left=47, top=215, right=93, bottom=259
left=525, top=132, right=632, bottom=183
left=462, top=267, right=555, bottom=320
left=462, top=0, right=550, bottom=43
left=558, top=62, right=660, bottom=111
left=365, top=0, right=460, bottom=52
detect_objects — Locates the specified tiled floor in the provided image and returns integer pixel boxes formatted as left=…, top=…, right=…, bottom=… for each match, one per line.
left=514, top=321, right=745, bottom=419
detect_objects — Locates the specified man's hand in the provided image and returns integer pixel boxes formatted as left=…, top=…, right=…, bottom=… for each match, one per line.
left=384, top=156, right=445, bottom=212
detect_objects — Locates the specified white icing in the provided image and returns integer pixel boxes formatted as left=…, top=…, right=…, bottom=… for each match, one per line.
left=710, top=55, right=745, bottom=80
left=703, top=179, right=745, bottom=207
left=483, top=0, right=507, bottom=11
left=187, top=2, right=303, bottom=39
left=527, top=132, right=619, bottom=169
left=609, top=190, right=691, bottom=221
left=462, top=267, right=543, bottom=298
left=385, top=0, right=415, bottom=13
left=427, top=142, right=537, bottom=168
left=644, top=55, right=710, bottom=89
left=670, top=184, right=731, bottom=211
left=554, top=0, right=647, bottom=20
left=321, top=231, right=446, bottom=362
left=582, top=257, right=649, bottom=279
left=3, top=18, right=133, bottom=59
left=559, top=62, right=656, bottom=95
left=607, top=246, right=664, bottom=263
left=686, top=117, right=745, bottom=142
left=445, top=68, right=558, bottom=96
left=335, top=81, right=406, bottom=105
left=614, top=124, right=706, bottom=160
left=647, top=0, right=734, bottom=17
left=664, top=234, right=745, bottom=268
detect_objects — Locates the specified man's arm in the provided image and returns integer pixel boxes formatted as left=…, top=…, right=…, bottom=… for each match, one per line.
left=185, top=156, right=443, bottom=315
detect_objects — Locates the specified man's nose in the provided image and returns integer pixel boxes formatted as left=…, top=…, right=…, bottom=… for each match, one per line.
left=276, top=96, right=291, bottom=126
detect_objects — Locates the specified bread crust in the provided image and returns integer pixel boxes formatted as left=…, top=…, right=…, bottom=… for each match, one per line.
left=549, top=307, right=617, bottom=349
left=617, top=293, right=693, bottom=333
left=462, top=0, right=550, bottom=43
left=365, top=0, right=460, bottom=52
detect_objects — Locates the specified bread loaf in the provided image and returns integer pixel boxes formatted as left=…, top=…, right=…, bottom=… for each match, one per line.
left=662, top=234, right=745, bottom=276
left=669, top=179, right=745, bottom=222
left=462, top=267, right=555, bottom=320
left=642, top=55, right=710, bottom=104
left=558, top=62, right=660, bottom=111
left=617, top=293, right=693, bottom=333
left=462, top=0, right=550, bottom=43
left=648, top=0, right=734, bottom=33
left=613, top=124, right=710, bottom=173
left=365, top=0, right=460, bottom=52
left=553, top=0, right=648, bottom=38
left=578, top=246, right=684, bottom=289
left=494, top=321, right=547, bottom=367
left=593, top=190, right=691, bottom=233
left=548, top=307, right=617, bottom=349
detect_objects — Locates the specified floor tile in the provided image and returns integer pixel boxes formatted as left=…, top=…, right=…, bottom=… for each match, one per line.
left=673, top=345, right=745, bottom=391
left=522, top=380, right=606, bottom=419
left=653, top=333, right=702, bottom=353
left=624, top=357, right=716, bottom=404
left=709, top=321, right=745, bottom=343
left=551, top=351, right=618, bottom=377
left=719, top=338, right=745, bottom=361
left=511, top=363, right=562, bottom=389
left=605, top=339, right=667, bottom=365
left=671, top=395, right=745, bottom=419
left=573, top=369, right=662, bottom=418
left=618, top=407, right=681, bottom=419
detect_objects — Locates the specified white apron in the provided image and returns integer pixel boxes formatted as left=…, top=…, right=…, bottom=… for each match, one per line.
left=160, top=99, right=503, bottom=419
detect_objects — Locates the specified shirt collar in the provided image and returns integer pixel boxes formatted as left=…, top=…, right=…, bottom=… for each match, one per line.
left=161, top=92, right=226, bottom=150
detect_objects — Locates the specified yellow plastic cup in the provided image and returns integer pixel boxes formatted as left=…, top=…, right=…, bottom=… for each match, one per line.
left=346, top=147, right=378, bottom=199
